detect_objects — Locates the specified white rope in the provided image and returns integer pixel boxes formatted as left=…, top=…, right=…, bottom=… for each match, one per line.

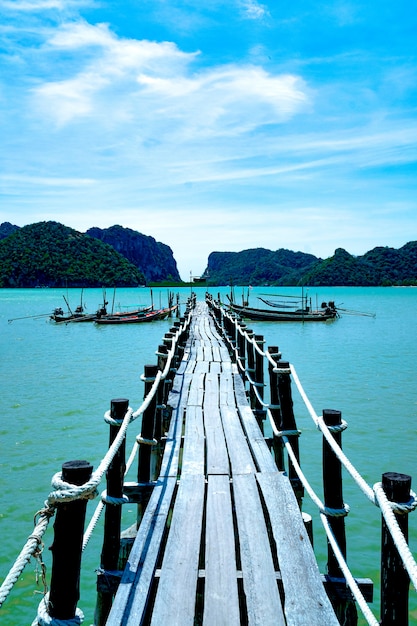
left=0, top=509, right=52, bottom=607
left=373, top=482, right=417, bottom=591
left=32, top=593, right=84, bottom=625
left=320, top=514, right=379, bottom=626
left=290, top=364, right=376, bottom=504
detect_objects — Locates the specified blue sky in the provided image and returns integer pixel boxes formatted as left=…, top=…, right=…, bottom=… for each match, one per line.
left=1, top=0, right=417, bottom=279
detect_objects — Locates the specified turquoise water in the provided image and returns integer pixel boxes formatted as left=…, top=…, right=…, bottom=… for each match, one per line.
left=1, top=286, right=416, bottom=624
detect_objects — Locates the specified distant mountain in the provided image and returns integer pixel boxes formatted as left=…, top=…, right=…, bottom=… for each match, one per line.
left=205, top=248, right=320, bottom=286
left=0, top=221, right=145, bottom=287
left=0, top=222, right=19, bottom=240
left=301, top=243, right=417, bottom=286
left=205, top=243, right=417, bottom=286
left=86, top=225, right=180, bottom=283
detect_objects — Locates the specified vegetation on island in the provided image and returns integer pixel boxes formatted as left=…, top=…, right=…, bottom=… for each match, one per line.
left=1, top=220, right=417, bottom=287
left=0, top=222, right=145, bottom=288
left=204, top=243, right=417, bottom=286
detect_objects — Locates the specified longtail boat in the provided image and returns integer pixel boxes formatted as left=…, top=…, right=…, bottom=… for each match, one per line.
left=94, top=305, right=178, bottom=325
left=225, top=295, right=339, bottom=322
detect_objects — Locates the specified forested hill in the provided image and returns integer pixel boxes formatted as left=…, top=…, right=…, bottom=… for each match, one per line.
left=0, top=222, right=145, bottom=288
left=0, top=221, right=180, bottom=287
left=205, top=243, right=417, bottom=286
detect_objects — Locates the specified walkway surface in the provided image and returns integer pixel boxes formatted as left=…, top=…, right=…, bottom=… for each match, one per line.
left=106, top=302, right=339, bottom=625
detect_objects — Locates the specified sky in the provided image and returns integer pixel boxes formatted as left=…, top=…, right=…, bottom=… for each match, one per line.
left=1, top=1, right=417, bottom=280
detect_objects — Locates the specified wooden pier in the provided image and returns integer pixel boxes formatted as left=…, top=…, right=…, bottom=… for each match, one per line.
left=105, top=301, right=339, bottom=625
left=9, top=295, right=417, bottom=625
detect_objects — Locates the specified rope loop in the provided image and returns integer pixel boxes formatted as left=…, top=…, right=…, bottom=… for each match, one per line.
left=272, top=366, right=291, bottom=375
left=104, top=406, right=132, bottom=427
left=48, top=472, right=98, bottom=505
left=33, top=593, right=84, bottom=625
left=140, top=374, right=157, bottom=383
left=326, top=419, right=348, bottom=434
left=321, top=503, right=350, bottom=518
left=276, top=429, right=301, bottom=438
left=101, top=490, right=130, bottom=506
left=374, top=482, right=417, bottom=515
left=136, top=434, right=158, bottom=446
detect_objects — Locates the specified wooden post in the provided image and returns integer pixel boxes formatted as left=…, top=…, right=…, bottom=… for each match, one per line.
left=254, top=334, right=265, bottom=429
left=95, top=399, right=128, bottom=625
left=48, top=460, right=93, bottom=619
left=237, top=321, right=247, bottom=383
left=322, top=409, right=346, bottom=577
left=380, top=472, right=411, bottom=626
left=137, top=364, right=158, bottom=525
left=246, top=329, right=255, bottom=408
left=276, top=361, right=303, bottom=505
left=322, top=409, right=357, bottom=624
left=267, top=346, right=284, bottom=471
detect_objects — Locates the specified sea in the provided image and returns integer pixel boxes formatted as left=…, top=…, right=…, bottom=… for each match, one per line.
left=0, top=286, right=416, bottom=625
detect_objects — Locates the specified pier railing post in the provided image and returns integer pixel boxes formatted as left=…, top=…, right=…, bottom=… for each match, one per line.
left=275, top=361, right=303, bottom=506
left=48, top=459, right=93, bottom=620
left=322, top=409, right=357, bottom=624
left=267, top=346, right=284, bottom=471
left=245, top=329, right=256, bottom=408
left=380, top=471, right=411, bottom=626
left=95, top=398, right=128, bottom=626
left=137, top=364, right=158, bottom=524
left=254, top=334, right=266, bottom=429
left=237, top=321, right=247, bottom=382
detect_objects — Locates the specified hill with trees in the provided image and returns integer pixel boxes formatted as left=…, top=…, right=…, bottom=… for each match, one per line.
left=205, top=243, right=417, bottom=286
left=0, top=221, right=145, bottom=287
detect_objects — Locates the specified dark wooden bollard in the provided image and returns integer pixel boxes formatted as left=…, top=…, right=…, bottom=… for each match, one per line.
left=95, top=398, right=128, bottom=625
left=322, top=409, right=357, bottom=624
left=276, top=361, right=303, bottom=504
left=137, top=364, right=158, bottom=526
left=267, top=346, right=284, bottom=471
left=48, top=459, right=93, bottom=619
left=380, top=471, right=411, bottom=626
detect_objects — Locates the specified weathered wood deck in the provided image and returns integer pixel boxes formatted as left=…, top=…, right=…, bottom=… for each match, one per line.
left=106, top=302, right=339, bottom=625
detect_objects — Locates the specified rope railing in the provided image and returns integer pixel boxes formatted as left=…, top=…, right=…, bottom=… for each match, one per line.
left=207, top=294, right=417, bottom=625
left=0, top=300, right=193, bottom=614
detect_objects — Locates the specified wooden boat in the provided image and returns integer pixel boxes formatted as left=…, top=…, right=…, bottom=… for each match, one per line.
left=225, top=297, right=338, bottom=322
left=94, top=304, right=152, bottom=322
left=94, top=305, right=178, bottom=325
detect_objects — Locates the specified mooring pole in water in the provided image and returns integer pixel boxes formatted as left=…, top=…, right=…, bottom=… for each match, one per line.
left=380, top=471, right=411, bottom=626
left=95, top=398, right=128, bottom=626
left=48, top=459, right=93, bottom=620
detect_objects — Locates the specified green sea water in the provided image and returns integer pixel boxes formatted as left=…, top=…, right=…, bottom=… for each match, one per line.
left=1, top=286, right=416, bottom=625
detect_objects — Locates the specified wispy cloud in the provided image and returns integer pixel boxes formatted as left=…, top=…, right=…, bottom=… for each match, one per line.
left=238, top=0, right=270, bottom=20
left=0, top=0, right=94, bottom=10
left=31, top=21, right=308, bottom=132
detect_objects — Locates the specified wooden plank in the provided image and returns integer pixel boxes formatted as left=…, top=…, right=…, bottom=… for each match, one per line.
left=221, top=405, right=256, bottom=475
left=187, top=371, right=205, bottom=407
left=204, top=373, right=230, bottom=475
left=161, top=373, right=192, bottom=478
left=233, top=473, right=286, bottom=625
left=256, top=472, right=339, bottom=625
left=181, top=405, right=205, bottom=475
left=204, top=475, right=240, bottom=625
left=238, top=405, right=278, bottom=473
left=108, top=476, right=177, bottom=625
left=150, top=474, right=206, bottom=626
left=220, top=371, right=237, bottom=406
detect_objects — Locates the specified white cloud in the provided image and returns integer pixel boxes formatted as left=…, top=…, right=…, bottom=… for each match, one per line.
left=0, top=0, right=94, bottom=10
left=32, top=22, right=308, bottom=133
left=238, top=0, right=269, bottom=20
